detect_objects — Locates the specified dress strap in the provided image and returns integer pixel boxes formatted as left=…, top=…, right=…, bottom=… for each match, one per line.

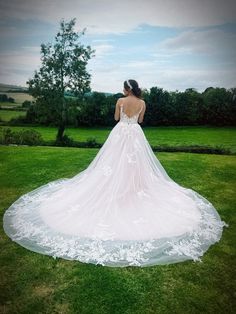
left=139, top=102, right=143, bottom=114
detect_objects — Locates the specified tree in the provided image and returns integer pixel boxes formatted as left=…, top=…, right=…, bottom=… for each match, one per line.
left=144, top=87, right=162, bottom=126
left=27, top=18, right=95, bottom=141
left=202, top=87, right=234, bottom=125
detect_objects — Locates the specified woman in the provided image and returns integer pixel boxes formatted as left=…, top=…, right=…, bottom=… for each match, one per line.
left=3, top=79, right=229, bottom=267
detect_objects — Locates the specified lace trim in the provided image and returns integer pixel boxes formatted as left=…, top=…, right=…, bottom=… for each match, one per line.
left=3, top=180, right=229, bottom=267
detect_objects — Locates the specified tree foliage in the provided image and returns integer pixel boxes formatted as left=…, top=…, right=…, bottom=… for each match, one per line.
left=21, top=86, right=236, bottom=127
left=27, top=18, right=95, bottom=141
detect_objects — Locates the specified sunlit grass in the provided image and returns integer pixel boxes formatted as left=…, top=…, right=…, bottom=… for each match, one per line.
left=0, top=145, right=235, bottom=313
left=0, top=110, right=26, bottom=122
left=1, top=125, right=236, bottom=153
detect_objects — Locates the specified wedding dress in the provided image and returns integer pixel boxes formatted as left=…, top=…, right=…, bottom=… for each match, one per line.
left=3, top=102, right=229, bottom=267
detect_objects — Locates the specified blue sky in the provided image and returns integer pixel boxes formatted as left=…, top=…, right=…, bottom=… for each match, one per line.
left=0, top=0, right=236, bottom=93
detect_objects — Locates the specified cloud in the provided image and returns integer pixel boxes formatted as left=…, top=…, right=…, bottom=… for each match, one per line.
left=155, top=67, right=236, bottom=89
left=106, top=67, right=236, bottom=93
left=92, top=44, right=115, bottom=58
left=0, top=0, right=236, bottom=35
left=157, top=28, right=236, bottom=58
left=150, top=28, right=236, bottom=71
left=0, top=50, right=41, bottom=86
left=1, top=0, right=236, bottom=91
left=124, top=61, right=156, bottom=68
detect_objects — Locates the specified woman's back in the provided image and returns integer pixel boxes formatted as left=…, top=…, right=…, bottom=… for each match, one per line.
left=120, top=96, right=144, bottom=118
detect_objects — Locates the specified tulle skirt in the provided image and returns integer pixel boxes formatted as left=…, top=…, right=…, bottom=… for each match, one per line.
left=3, top=121, right=229, bottom=267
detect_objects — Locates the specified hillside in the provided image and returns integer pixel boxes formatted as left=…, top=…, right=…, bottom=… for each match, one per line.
left=0, top=83, right=28, bottom=92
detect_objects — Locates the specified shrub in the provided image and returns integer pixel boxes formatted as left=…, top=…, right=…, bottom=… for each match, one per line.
left=54, top=134, right=75, bottom=147
left=8, top=116, right=29, bottom=125
left=0, top=128, right=43, bottom=145
left=22, top=100, right=32, bottom=108
left=85, top=137, right=100, bottom=148
left=0, top=94, right=15, bottom=103
left=8, top=97, right=15, bottom=103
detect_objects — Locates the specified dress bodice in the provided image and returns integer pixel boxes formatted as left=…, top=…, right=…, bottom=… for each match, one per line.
left=119, top=103, right=143, bottom=124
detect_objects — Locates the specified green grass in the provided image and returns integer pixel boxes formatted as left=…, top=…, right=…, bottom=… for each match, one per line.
left=0, top=101, right=20, bottom=107
left=1, top=125, right=236, bottom=153
left=0, top=145, right=235, bottom=314
left=0, top=110, right=26, bottom=122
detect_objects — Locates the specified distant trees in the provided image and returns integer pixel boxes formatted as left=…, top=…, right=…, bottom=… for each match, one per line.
left=27, top=18, right=95, bottom=141
left=22, top=100, right=31, bottom=108
left=21, top=86, right=236, bottom=127
left=200, top=87, right=235, bottom=125
left=142, top=86, right=236, bottom=126
left=0, top=94, right=15, bottom=103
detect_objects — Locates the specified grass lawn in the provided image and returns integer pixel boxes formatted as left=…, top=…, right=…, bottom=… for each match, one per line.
left=0, top=110, right=26, bottom=122
left=0, top=145, right=235, bottom=314
left=0, top=102, right=21, bottom=108
left=1, top=125, right=236, bottom=153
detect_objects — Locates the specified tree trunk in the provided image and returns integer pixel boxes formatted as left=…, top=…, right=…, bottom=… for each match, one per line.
left=56, top=95, right=66, bottom=142
left=56, top=123, right=66, bottom=142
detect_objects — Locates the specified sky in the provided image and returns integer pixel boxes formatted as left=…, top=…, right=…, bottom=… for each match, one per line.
left=0, top=0, right=236, bottom=93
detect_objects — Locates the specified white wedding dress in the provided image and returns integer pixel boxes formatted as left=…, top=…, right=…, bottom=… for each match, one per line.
left=3, top=102, right=229, bottom=267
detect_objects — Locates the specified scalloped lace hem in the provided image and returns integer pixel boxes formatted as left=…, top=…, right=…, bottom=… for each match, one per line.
left=3, top=179, right=229, bottom=267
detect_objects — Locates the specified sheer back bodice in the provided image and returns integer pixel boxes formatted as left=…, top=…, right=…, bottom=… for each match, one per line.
left=120, top=102, right=143, bottom=124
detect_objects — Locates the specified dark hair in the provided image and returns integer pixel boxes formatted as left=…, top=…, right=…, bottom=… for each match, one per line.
left=124, top=79, right=142, bottom=98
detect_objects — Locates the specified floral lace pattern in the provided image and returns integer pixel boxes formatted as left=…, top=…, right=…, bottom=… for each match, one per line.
left=101, top=165, right=113, bottom=176
left=3, top=179, right=229, bottom=267
left=119, top=103, right=143, bottom=125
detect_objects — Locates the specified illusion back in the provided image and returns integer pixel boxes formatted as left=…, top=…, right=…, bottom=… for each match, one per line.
left=120, top=102, right=143, bottom=124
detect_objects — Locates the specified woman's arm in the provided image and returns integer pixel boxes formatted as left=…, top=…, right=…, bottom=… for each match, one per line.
left=114, top=98, right=121, bottom=121
left=138, top=101, right=146, bottom=123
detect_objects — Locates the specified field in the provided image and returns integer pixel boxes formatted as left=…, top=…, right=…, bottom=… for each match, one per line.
left=0, top=102, right=22, bottom=109
left=0, top=110, right=26, bottom=122
left=0, top=92, right=34, bottom=105
left=0, top=92, right=33, bottom=103
left=0, top=127, right=236, bottom=313
left=0, top=125, right=236, bottom=153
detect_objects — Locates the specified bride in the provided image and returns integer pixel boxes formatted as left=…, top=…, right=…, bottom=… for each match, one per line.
left=3, top=79, right=229, bottom=267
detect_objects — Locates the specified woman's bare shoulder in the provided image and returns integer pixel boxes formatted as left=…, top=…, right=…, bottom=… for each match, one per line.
left=120, top=97, right=144, bottom=103
left=140, top=99, right=146, bottom=107
left=119, top=97, right=145, bottom=110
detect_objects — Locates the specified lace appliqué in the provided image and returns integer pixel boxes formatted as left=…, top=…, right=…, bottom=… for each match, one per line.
left=126, top=138, right=142, bottom=164
left=163, top=192, right=229, bottom=262
left=119, top=104, right=142, bottom=125
left=101, top=165, right=113, bottom=176
left=132, top=217, right=149, bottom=225
left=3, top=183, right=229, bottom=267
left=126, top=152, right=137, bottom=163
left=137, top=189, right=150, bottom=199
left=66, top=204, right=81, bottom=215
